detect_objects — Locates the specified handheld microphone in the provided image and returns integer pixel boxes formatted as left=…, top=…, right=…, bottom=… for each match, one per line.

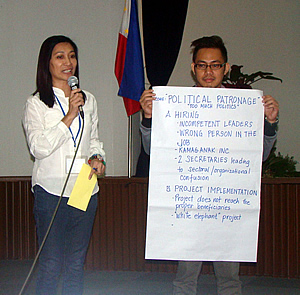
left=67, top=76, right=86, bottom=119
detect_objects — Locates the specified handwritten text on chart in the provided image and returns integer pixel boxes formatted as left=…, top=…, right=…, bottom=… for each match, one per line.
left=145, top=86, right=264, bottom=262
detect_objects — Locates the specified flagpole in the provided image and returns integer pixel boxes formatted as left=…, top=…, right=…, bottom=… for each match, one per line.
left=115, top=0, right=145, bottom=177
left=128, top=115, right=132, bottom=177
left=127, top=0, right=144, bottom=178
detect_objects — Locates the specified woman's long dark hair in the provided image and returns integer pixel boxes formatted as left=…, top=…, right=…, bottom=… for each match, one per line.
left=34, top=35, right=79, bottom=107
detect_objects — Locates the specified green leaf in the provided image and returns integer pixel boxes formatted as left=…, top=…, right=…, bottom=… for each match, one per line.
left=261, top=75, right=283, bottom=83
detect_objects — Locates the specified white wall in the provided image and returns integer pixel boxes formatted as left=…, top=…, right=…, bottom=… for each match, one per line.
left=0, top=0, right=299, bottom=177
left=0, top=0, right=131, bottom=176
left=169, top=0, right=300, bottom=170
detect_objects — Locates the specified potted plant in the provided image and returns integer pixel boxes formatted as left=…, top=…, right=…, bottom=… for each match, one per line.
left=262, top=144, right=299, bottom=177
left=222, top=65, right=282, bottom=89
left=223, top=65, right=299, bottom=177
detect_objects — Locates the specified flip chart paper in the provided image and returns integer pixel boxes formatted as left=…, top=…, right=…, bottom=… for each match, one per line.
left=145, top=86, right=264, bottom=262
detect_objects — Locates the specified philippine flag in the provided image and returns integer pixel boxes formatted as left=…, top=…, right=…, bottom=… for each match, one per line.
left=115, top=0, right=145, bottom=116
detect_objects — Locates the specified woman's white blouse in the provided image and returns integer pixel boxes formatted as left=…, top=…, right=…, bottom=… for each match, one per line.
left=23, top=87, right=105, bottom=197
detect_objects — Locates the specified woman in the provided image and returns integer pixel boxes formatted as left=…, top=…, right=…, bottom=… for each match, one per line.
left=23, top=35, right=105, bottom=295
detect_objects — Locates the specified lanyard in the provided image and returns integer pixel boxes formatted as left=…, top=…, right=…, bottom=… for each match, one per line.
left=55, top=94, right=82, bottom=148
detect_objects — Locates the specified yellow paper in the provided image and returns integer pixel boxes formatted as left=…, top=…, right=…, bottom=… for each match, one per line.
left=67, top=164, right=97, bottom=211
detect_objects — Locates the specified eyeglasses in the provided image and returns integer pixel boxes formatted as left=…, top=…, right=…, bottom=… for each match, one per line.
left=194, top=63, right=226, bottom=71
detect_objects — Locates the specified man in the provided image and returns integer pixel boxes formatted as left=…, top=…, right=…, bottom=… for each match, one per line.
left=139, top=35, right=279, bottom=295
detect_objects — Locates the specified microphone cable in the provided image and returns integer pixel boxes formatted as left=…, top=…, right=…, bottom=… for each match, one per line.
left=18, top=114, right=85, bottom=295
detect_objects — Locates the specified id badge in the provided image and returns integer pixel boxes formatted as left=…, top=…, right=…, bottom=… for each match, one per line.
left=65, top=156, right=87, bottom=174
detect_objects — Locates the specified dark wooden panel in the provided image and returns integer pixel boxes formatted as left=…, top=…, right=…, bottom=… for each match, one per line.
left=0, top=178, right=37, bottom=260
left=0, top=182, right=6, bottom=259
left=0, top=176, right=299, bottom=278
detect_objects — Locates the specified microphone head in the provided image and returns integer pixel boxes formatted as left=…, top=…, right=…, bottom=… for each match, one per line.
left=67, top=76, right=78, bottom=88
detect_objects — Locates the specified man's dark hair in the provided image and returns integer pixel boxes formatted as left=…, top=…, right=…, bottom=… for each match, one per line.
left=191, top=35, right=228, bottom=63
left=34, top=35, right=79, bottom=107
